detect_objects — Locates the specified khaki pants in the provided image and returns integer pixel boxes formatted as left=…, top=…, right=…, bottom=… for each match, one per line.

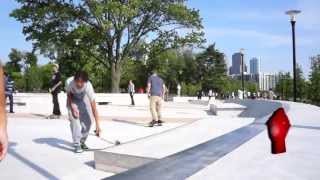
left=150, top=96, right=162, bottom=121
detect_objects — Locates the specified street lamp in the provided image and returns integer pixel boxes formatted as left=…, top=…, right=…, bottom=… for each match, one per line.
left=240, top=48, right=245, bottom=99
left=286, top=10, right=301, bottom=102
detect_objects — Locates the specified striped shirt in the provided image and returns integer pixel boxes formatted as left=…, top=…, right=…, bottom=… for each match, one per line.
left=5, top=77, right=14, bottom=95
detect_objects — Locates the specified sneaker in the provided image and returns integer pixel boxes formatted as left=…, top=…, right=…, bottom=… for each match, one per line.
left=74, top=146, right=83, bottom=153
left=81, top=143, right=89, bottom=150
left=157, top=120, right=164, bottom=126
left=148, top=120, right=157, bottom=127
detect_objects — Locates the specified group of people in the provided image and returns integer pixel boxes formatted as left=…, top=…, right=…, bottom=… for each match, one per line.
left=197, top=89, right=215, bottom=100
left=0, top=63, right=166, bottom=155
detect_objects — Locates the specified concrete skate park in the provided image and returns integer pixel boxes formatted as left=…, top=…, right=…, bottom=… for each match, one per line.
left=0, top=93, right=320, bottom=180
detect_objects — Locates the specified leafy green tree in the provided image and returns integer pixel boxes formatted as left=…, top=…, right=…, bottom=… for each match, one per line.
left=11, top=0, right=204, bottom=92
left=296, top=64, right=307, bottom=101
left=6, top=48, right=24, bottom=73
left=275, top=72, right=293, bottom=100
left=309, top=55, right=320, bottom=105
left=196, top=44, right=228, bottom=96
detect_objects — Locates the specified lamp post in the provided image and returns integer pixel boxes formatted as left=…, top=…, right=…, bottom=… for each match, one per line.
left=240, top=48, right=245, bottom=99
left=286, top=10, right=301, bottom=102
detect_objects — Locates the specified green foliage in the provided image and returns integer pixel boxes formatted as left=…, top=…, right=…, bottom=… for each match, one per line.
left=275, top=72, right=293, bottom=100
left=181, top=82, right=201, bottom=96
left=120, top=59, right=147, bottom=92
left=11, top=0, right=204, bottom=92
left=196, top=44, right=228, bottom=95
left=25, top=66, right=43, bottom=92
left=309, top=55, right=320, bottom=105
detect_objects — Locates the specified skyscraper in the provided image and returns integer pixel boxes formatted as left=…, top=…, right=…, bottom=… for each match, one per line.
left=230, top=52, right=247, bottom=75
left=250, top=57, right=260, bottom=74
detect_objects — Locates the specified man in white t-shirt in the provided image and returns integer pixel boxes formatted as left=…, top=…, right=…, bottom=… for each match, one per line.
left=66, top=71, right=101, bottom=153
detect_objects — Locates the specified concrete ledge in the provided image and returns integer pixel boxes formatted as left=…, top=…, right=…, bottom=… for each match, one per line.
left=95, top=152, right=157, bottom=173
left=209, top=103, right=247, bottom=116
left=188, top=100, right=209, bottom=105
left=173, top=96, right=211, bottom=103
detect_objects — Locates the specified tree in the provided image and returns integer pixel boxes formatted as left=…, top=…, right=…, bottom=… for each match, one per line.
left=6, top=48, right=24, bottom=73
left=309, top=55, right=320, bottom=105
left=11, top=0, right=204, bottom=92
left=295, top=64, right=307, bottom=101
left=275, top=72, right=293, bottom=100
left=196, top=44, right=228, bottom=96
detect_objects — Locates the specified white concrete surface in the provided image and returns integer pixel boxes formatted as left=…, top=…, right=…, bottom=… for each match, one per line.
left=2, top=94, right=320, bottom=180
left=0, top=117, right=183, bottom=179
left=188, top=101, right=320, bottom=180
left=101, top=117, right=254, bottom=159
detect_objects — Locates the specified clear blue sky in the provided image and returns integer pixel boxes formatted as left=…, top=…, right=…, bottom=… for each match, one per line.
left=1, top=0, right=319, bottom=76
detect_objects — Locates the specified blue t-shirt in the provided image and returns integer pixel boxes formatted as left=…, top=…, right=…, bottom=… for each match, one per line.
left=148, top=75, right=164, bottom=96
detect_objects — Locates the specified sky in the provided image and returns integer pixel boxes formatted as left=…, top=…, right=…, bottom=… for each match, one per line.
left=1, top=0, right=320, bottom=77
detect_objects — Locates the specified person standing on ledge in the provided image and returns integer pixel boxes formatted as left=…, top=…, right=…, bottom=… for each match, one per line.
left=4, top=72, right=14, bottom=113
left=49, top=64, right=62, bottom=119
left=147, top=70, right=165, bottom=127
left=128, top=80, right=135, bottom=106
left=66, top=71, right=101, bottom=153
left=0, top=66, right=8, bottom=161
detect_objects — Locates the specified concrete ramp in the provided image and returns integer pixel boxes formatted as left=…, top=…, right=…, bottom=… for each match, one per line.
left=95, top=116, right=255, bottom=173
left=97, top=100, right=295, bottom=178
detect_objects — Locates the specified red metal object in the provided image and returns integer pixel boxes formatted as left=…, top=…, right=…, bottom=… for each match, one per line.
left=266, top=107, right=291, bottom=154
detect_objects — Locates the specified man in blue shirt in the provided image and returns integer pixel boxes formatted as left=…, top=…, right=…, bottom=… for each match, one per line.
left=146, top=71, right=165, bottom=127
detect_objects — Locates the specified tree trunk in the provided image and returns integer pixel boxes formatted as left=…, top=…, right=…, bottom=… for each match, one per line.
left=111, top=62, right=121, bottom=93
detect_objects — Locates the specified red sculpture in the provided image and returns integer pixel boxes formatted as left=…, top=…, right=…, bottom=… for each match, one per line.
left=266, top=107, right=291, bottom=154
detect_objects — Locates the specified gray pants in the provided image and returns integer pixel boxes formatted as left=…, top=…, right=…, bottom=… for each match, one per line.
left=68, top=109, right=92, bottom=145
left=68, top=94, right=92, bottom=145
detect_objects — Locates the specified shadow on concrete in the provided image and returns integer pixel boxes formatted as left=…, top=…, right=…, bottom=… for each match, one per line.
left=112, top=119, right=147, bottom=127
left=8, top=142, right=59, bottom=180
left=31, top=113, right=48, bottom=118
left=33, top=138, right=74, bottom=152
left=84, top=160, right=95, bottom=169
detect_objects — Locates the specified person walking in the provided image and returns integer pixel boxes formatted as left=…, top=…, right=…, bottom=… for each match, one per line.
left=147, top=71, right=165, bottom=127
left=128, top=80, right=135, bottom=106
left=0, top=66, right=8, bottom=161
left=49, top=64, right=62, bottom=119
left=4, top=73, right=14, bottom=113
left=208, top=89, right=213, bottom=100
left=66, top=71, right=101, bottom=153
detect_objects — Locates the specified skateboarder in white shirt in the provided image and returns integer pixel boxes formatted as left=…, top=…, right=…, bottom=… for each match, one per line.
left=66, top=71, right=101, bottom=153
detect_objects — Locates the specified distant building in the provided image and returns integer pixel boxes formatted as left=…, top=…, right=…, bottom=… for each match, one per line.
left=230, top=53, right=247, bottom=75
left=230, top=73, right=278, bottom=91
left=250, top=57, right=260, bottom=74
left=258, top=73, right=278, bottom=91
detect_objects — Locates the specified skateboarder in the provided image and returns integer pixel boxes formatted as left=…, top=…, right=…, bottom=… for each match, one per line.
left=4, top=73, right=14, bottom=113
left=49, top=64, right=62, bottom=119
left=66, top=71, right=101, bottom=153
left=0, top=66, right=8, bottom=160
left=128, top=80, right=135, bottom=106
left=146, top=70, right=165, bottom=127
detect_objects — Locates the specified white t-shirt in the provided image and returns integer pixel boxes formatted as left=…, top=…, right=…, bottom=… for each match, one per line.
left=66, top=79, right=95, bottom=102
